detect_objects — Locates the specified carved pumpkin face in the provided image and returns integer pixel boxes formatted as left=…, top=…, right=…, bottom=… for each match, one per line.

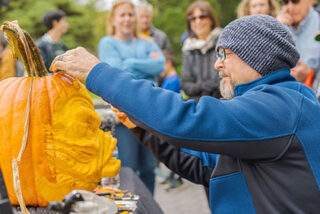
left=0, top=21, right=120, bottom=207
left=0, top=73, right=120, bottom=206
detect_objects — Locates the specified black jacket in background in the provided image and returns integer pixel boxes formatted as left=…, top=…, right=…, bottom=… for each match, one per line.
left=181, top=38, right=221, bottom=102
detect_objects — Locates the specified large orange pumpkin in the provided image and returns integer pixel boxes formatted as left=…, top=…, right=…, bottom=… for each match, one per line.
left=0, top=21, right=120, bottom=207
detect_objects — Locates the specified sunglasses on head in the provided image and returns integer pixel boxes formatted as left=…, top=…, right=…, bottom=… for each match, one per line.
left=188, top=14, right=209, bottom=22
left=280, top=0, right=300, bottom=5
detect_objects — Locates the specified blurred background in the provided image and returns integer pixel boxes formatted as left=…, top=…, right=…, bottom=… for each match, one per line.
left=0, top=0, right=240, bottom=74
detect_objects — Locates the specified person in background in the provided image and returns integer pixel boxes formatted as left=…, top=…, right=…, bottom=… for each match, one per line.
left=0, top=32, right=24, bottom=80
left=236, top=0, right=279, bottom=17
left=159, top=50, right=183, bottom=190
left=36, top=9, right=69, bottom=71
left=97, top=0, right=165, bottom=195
left=313, top=0, right=320, bottom=13
left=51, top=15, right=320, bottom=214
left=277, top=0, right=320, bottom=93
left=160, top=50, right=180, bottom=93
left=136, top=2, right=171, bottom=52
left=181, top=1, right=222, bottom=102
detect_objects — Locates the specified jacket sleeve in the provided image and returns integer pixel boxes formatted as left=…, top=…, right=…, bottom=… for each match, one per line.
left=181, top=52, right=202, bottom=96
left=131, top=127, right=215, bottom=187
left=86, top=63, right=296, bottom=160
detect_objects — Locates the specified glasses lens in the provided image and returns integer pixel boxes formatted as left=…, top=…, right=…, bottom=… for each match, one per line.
left=188, top=14, right=209, bottom=22
left=188, top=15, right=196, bottom=22
left=281, top=0, right=299, bottom=4
left=199, top=14, right=209, bottom=20
left=218, top=48, right=225, bottom=61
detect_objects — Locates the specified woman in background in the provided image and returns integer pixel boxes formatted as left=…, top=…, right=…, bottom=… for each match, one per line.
left=98, top=0, right=165, bottom=195
left=237, top=0, right=279, bottom=18
left=181, top=1, right=222, bottom=102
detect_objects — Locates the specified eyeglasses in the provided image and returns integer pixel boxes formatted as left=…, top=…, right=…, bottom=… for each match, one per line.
left=217, top=48, right=233, bottom=62
left=217, top=48, right=226, bottom=61
left=280, top=0, right=300, bottom=5
left=188, top=14, right=209, bottom=22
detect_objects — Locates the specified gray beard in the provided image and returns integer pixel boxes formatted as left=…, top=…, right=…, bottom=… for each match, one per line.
left=219, top=78, right=235, bottom=100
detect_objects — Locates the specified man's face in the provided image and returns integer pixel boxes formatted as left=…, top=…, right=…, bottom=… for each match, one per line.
left=281, top=0, right=312, bottom=25
left=214, top=48, right=262, bottom=100
left=137, top=9, right=152, bottom=32
left=54, top=17, right=69, bottom=35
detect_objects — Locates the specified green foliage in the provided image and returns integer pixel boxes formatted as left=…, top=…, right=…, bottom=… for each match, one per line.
left=1, top=0, right=243, bottom=70
left=0, top=0, right=100, bottom=53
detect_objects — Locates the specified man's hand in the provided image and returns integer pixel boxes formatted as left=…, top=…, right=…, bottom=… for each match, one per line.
left=277, top=6, right=293, bottom=26
left=290, top=60, right=311, bottom=82
left=50, top=47, right=101, bottom=82
left=111, top=106, right=137, bottom=129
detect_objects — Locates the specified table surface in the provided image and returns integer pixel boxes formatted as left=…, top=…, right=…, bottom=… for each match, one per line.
left=11, top=167, right=163, bottom=214
left=120, top=167, right=163, bottom=214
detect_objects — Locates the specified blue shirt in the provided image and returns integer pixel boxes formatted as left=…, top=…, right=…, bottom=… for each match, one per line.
left=98, top=36, right=165, bottom=84
left=161, top=74, right=181, bottom=93
left=288, top=7, right=320, bottom=73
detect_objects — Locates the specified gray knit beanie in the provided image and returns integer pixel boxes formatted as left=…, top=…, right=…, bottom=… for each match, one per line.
left=216, top=15, right=300, bottom=76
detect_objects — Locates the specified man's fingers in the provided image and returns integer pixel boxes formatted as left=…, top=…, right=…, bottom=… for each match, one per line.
left=50, top=61, right=65, bottom=72
left=49, top=57, right=58, bottom=72
left=111, top=106, right=120, bottom=113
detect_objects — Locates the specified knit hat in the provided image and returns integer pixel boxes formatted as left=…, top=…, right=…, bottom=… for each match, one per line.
left=216, top=15, right=300, bottom=76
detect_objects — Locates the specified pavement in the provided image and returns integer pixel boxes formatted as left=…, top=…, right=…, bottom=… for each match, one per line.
left=153, top=164, right=211, bottom=214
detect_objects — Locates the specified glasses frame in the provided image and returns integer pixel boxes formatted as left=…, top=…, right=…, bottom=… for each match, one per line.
left=217, top=48, right=226, bottom=62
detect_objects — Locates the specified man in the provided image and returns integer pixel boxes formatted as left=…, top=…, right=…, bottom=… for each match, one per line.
left=136, top=2, right=171, bottom=52
left=51, top=15, right=320, bottom=213
left=37, top=9, right=69, bottom=71
left=277, top=0, right=320, bottom=91
left=313, top=0, right=320, bottom=13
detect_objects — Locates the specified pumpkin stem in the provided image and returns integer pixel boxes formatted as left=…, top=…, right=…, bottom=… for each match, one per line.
left=0, top=21, right=49, bottom=77
left=24, top=32, right=48, bottom=76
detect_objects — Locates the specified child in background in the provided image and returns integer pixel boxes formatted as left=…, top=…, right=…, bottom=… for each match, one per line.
left=159, top=50, right=183, bottom=190
left=160, top=50, right=181, bottom=93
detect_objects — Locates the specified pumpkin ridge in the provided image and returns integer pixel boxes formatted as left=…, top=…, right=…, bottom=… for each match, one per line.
left=30, top=77, right=50, bottom=206
left=10, top=77, right=38, bottom=205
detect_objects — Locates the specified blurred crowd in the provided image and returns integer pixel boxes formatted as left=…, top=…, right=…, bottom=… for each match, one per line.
left=1, top=0, right=320, bottom=206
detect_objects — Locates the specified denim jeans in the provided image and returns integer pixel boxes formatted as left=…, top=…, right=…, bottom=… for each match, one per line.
left=115, top=124, right=156, bottom=195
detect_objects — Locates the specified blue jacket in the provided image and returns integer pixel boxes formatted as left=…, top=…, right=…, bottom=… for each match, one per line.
left=86, top=63, right=320, bottom=214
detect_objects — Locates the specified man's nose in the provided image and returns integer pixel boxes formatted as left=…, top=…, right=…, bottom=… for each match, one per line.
left=214, top=58, right=224, bottom=70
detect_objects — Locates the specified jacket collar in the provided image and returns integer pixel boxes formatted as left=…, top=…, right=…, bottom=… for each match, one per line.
left=234, top=68, right=296, bottom=97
